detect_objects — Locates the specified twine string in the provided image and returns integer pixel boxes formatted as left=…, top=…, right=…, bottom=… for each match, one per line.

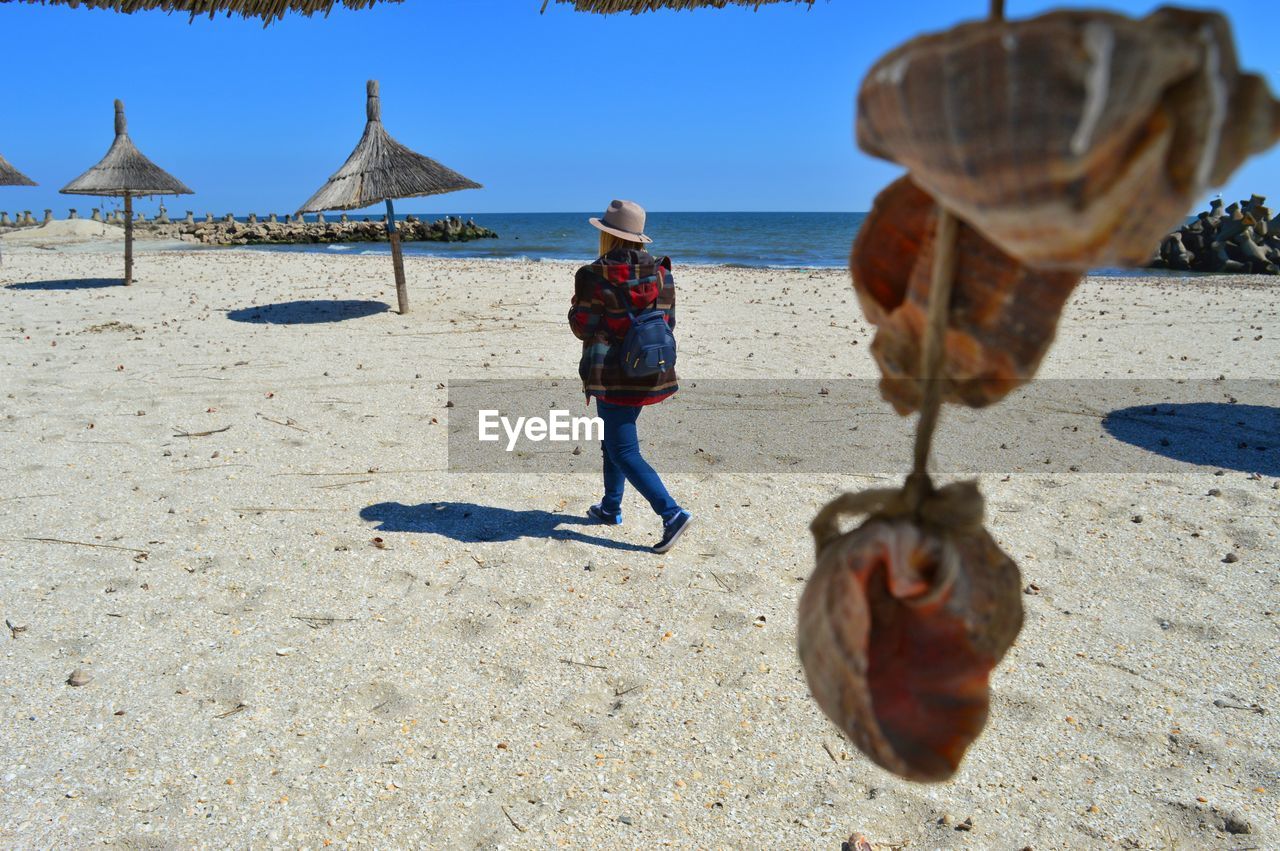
left=905, top=0, right=1003, bottom=507
left=906, top=208, right=958, bottom=506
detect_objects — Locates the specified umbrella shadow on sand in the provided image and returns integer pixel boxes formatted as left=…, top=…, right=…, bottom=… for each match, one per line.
left=7, top=278, right=123, bottom=290
left=1102, top=403, right=1279, bottom=476
left=360, top=501, right=653, bottom=553
left=226, top=299, right=389, bottom=325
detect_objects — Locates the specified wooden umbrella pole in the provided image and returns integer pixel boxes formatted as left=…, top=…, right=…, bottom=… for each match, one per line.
left=386, top=198, right=408, bottom=314
left=123, top=192, right=133, bottom=285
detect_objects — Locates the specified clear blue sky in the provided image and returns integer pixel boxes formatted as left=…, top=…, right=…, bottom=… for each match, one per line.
left=0, top=0, right=1276, bottom=215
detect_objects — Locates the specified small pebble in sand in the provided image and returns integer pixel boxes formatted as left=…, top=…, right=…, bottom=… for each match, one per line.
left=1223, top=552, right=1239, bottom=563
left=955, top=817, right=974, bottom=832
left=1207, top=488, right=1221, bottom=496
left=1131, top=515, right=1143, bottom=523
left=617, top=815, right=633, bottom=825
left=276, top=648, right=294, bottom=656
left=66, top=669, right=91, bottom=687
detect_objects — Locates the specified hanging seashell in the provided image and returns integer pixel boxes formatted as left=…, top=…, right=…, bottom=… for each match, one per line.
left=851, top=176, right=1081, bottom=414
left=798, top=480, right=1023, bottom=782
left=856, top=8, right=1280, bottom=269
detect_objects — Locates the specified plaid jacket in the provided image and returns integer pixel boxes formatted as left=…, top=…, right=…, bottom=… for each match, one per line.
left=569, top=248, right=677, bottom=406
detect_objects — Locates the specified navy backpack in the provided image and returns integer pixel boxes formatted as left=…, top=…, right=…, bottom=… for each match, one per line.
left=620, top=297, right=676, bottom=378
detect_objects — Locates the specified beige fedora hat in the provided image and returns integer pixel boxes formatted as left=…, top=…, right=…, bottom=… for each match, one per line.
left=589, top=199, right=653, bottom=244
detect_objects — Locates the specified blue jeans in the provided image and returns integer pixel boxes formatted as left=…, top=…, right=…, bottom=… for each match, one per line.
left=597, top=400, right=682, bottom=523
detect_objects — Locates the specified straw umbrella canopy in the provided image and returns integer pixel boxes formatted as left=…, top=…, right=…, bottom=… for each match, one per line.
left=1, top=153, right=37, bottom=268
left=0, top=153, right=36, bottom=187
left=0, top=0, right=399, bottom=24
left=298, top=80, right=481, bottom=315
left=62, top=99, right=193, bottom=285
left=542, top=0, right=815, bottom=11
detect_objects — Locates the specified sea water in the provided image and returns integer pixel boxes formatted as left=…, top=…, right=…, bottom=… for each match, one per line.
left=245, top=211, right=866, bottom=269
left=244, top=210, right=1184, bottom=275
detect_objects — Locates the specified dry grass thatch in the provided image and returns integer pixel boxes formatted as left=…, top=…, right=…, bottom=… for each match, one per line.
left=543, top=0, right=815, bottom=12
left=297, top=80, right=481, bottom=213
left=62, top=100, right=193, bottom=197
left=0, top=0, right=399, bottom=24
left=0, top=153, right=37, bottom=187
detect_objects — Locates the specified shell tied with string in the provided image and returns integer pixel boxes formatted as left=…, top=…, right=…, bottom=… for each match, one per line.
left=297, top=80, right=481, bottom=314
left=848, top=7, right=1280, bottom=410
left=803, top=3, right=1280, bottom=789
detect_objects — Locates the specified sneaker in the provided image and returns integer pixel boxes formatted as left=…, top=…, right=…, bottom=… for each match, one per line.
left=653, top=511, right=693, bottom=553
left=587, top=503, right=623, bottom=525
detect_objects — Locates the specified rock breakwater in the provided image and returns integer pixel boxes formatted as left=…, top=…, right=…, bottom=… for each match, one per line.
left=148, top=213, right=497, bottom=246
left=1, top=210, right=497, bottom=246
left=1150, top=195, right=1279, bottom=275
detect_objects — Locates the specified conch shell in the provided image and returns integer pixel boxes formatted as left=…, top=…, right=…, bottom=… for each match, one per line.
left=851, top=176, right=1081, bottom=414
left=856, top=7, right=1280, bottom=269
left=798, top=480, right=1023, bottom=782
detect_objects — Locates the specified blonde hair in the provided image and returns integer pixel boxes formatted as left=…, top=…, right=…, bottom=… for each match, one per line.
left=599, top=230, right=646, bottom=257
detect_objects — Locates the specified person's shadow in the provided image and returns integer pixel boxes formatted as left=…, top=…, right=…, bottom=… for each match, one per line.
left=227, top=299, right=389, bottom=324
left=360, top=501, right=653, bottom=552
left=1102, top=402, right=1278, bottom=476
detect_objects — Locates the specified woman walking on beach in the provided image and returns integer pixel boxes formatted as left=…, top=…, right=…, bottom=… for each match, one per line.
left=569, top=199, right=692, bottom=553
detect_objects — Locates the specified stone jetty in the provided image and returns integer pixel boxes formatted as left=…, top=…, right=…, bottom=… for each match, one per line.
left=144, top=213, right=496, bottom=246
left=0, top=210, right=497, bottom=247
left=1150, top=194, right=1279, bottom=275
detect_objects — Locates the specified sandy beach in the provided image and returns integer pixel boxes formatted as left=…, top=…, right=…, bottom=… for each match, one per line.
left=0, top=238, right=1277, bottom=848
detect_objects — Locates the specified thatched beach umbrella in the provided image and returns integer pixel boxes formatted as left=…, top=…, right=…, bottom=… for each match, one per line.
left=62, top=99, right=193, bottom=285
left=0, top=0, right=399, bottom=25
left=542, top=0, right=814, bottom=11
left=298, top=80, right=481, bottom=315
left=0, top=153, right=36, bottom=188
left=1, top=153, right=37, bottom=268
